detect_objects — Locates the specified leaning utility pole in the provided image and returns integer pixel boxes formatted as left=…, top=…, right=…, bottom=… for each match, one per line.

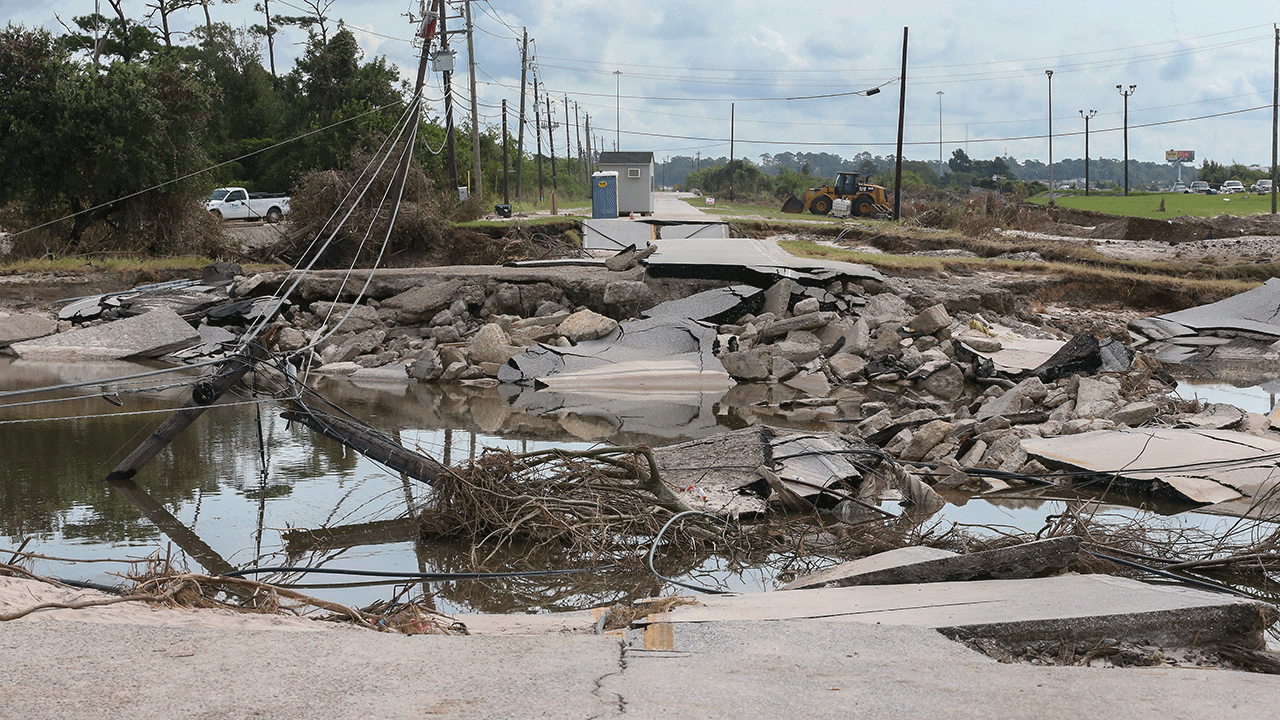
left=547, top=95, right=558, bottom=194
left=534, top=78, right=544, bottom=201
left=564, top=95, right=572, bottom=189
left=893, top=26, right=908, bottom=221
left=575, top=102, right=584, bottom=185
left=464, top=0, right=481, bottom=198
left=516, top=28, right=528, bottom=199
left=437, top=0, right=458, bottom=188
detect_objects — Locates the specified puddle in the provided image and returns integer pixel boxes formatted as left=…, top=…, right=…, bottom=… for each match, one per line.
left=3, top=358, right=1277, bottom=614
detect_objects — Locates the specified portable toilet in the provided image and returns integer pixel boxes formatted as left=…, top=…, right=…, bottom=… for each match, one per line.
left=591, top=171, right=619, bottom=219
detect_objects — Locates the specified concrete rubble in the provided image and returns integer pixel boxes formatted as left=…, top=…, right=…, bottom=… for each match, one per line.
left=12, top=250, right=1280, bottom=519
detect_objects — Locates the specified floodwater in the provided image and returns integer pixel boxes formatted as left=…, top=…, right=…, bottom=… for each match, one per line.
left=1, top=357, right=1274, bottom=615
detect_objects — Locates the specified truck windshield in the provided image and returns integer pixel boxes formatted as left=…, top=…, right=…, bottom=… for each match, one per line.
left=210, top=189, right=230, bottom=201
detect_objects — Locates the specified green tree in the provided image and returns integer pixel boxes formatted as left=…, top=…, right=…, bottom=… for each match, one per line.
left=0, top=25, right=213, bottom=251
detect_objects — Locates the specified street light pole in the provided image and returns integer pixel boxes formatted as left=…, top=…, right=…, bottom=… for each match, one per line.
left=1046, top=70, right=1054, bottom=205
left=613, top=70, right=621, bottom=151
left=1118, top=84, right=1137, bottom=196
left=937, top=90, right=944, bottom=174
left=1080, top=109, right=1097, bottom=196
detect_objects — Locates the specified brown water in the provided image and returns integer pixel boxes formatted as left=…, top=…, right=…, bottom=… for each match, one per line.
left=1, top=357, right=1267, bottom=614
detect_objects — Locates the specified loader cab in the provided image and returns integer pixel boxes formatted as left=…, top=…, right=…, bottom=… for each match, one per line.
left=833, top=172, right=861, bottom=197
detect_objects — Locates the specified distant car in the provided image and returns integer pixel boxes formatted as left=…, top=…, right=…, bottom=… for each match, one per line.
left=1252, top=179, right=1274, bottom=193
left=1221, top=180, right=1245, bottom=194
left=1189, top=181, right=1210, bottom=193
left=1170, top=182, right=1187, bottom=193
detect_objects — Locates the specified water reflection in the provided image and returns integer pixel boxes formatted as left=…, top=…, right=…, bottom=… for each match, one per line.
left=4, top=357, right=1277, bottom=614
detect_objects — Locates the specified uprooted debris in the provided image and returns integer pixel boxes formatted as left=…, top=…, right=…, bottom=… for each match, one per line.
left=416, top=427, right=943, bottom=566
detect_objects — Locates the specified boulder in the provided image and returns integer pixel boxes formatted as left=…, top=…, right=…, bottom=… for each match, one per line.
left=793, top=297, right=820, bottom=315
left=408, top=349, right=444, bottom=381
left=558, top=309, right=618, bottom=342
left=602, top=280, right=657, bottom=319
left=827, top=353, right=867, bottom=382
left=720, top=349, right=771, bottom=380
left=1074, top=376, right=1121, bottom=419
left=908, top=303, right=952, bottom=336
left=0, top=312, right=57, bottom=347
left=467, top=323, right=522, bottom=365
left=378, top=279, right=467, bottom=324
left=900, top=419, right=955, bottom=462
left=918, top=363, right=965, bottom=401
left=1111, top=401, right=1160, bottom=427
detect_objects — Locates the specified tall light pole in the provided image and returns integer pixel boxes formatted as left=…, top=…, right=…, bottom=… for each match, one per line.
left=613, top=70, right=621, bottom=151
left=937, top=90, right=944, bottom=174
left=1046, top=70, right=1054, bottom=205
left=1118, top=84, right=1137, bottom=196
left=1080, top=109, right=1097, bottom=196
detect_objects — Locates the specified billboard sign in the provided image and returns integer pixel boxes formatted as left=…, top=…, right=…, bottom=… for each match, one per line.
left=1165, top=150, right=1195, bottom=163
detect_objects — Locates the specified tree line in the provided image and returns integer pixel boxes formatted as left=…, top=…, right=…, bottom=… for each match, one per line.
left=0, top=9, right=594, bottom=257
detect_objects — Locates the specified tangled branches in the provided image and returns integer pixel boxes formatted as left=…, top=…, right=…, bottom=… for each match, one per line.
left=421, top=446, right=714, bottom=567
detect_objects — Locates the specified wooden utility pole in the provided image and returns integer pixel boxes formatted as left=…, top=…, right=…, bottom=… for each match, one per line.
left=516, top=28, right=528, bottom=199
left=564, top=95, right=572, bottom=189
left=464, top=0, right=481, bottom=199
left=547, top=95, right=558, bottom=193
left=1272, top=24, right=1278, bottom=214
left=438, top=0, right=458, bottom=189
left=534, top=78, right=544, bottom=201
left=585, top=113, right=593, bottom=177
left=893, top=26, right=908, bottom=221
left=729, top=102, right=735, bottom=199
left=502, top=99, right=509, bottom=204
left=575, top=102, right=584, bottom=185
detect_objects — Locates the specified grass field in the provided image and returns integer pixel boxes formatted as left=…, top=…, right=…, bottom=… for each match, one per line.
left=1028, top=191, right=1279, bottom=219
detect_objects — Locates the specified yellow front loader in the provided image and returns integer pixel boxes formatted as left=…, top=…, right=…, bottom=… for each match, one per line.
left=781, top=171, right=892, bottom=217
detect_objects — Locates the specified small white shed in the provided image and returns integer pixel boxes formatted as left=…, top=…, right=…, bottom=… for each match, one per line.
left=596, top=151, right=655, bottom=216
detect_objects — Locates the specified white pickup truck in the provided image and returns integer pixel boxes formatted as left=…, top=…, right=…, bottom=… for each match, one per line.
left=206, top=187, right=291, bottom=223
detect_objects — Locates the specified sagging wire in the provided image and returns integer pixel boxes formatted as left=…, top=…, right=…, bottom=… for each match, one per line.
left=218, top=565, right=614, bottom=582
left=233, top=97, right=423, bottom=355
left=646, top=510, right=733, bottom=595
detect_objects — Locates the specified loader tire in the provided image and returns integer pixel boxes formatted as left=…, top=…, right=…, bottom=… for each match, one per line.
left=809, top=196, right=832, bottom=215
left=853, top=194, right=875, bottom=217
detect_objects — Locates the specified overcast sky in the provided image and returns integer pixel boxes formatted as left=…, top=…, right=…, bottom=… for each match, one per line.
left=4, top=0, right=1279, bottom=171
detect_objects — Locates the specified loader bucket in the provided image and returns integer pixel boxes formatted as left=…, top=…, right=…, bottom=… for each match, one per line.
left=780, top=194, right=804, bottom=213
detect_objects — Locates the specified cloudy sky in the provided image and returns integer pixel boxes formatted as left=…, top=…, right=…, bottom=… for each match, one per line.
left=4, top=0, right=1278, bottom=170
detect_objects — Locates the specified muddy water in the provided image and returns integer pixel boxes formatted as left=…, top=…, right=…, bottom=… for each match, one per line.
left=0, top=358, right=1268, bottom=615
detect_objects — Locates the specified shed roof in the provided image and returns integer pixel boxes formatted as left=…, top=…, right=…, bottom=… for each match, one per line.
left=598, top=151, right=654, bottom=165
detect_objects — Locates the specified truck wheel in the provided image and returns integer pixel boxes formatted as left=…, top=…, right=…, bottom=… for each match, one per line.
left=809, top=196, right=832, bottom=215
left=265, top=207, right=283, bottom=224
left=853, top=194, right=875, bottom=217
left=210, top=209, right=222, bottom=220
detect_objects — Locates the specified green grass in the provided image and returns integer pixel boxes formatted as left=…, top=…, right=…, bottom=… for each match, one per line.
left=681, top=196, right=862, bottom=222
left=1029, top=191, right=1279, bottom=219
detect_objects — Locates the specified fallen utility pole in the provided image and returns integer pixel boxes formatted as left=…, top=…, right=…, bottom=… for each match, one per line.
left=280, top=401, right=448, bottom=485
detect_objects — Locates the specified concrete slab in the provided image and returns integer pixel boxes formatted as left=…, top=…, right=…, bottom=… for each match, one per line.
left=782, top=537, right=1079, bottom=590
left=645, top=233, right=883, bottom=286
left=1022, top=428, right=1280, bottom=510
left=1154, top=277, right=1280, bottom=339
left=581, top=218, right=655, bottom=251
left=9, top=307, right=200, bottom=360
left=648, top=573, right=1276, bottom=648
left=0, top=312, right=56, bottom=347
left=642, top=284, right=763, bottom=324
left=782, top=546, right=958, bottom=590
left=499, top=316, right=731, bottom=392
